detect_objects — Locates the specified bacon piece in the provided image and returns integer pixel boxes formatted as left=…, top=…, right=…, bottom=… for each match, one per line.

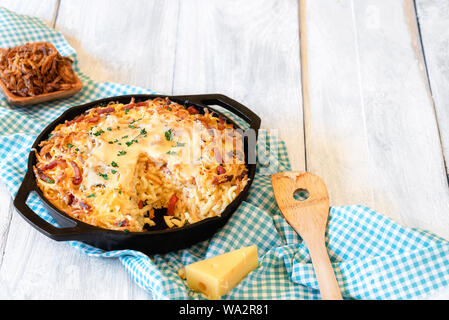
left=187, top=106, right=199, bottom=115
left=216, top=165, right=226, bottom=175
left=97, top=107, right=115, bottom=114
left=138, top=200, right=144, bottom=209
left=161, top=163, right=171, bottom=176
left=122, top=101, right=147, bottom=110
left=117, top=218, right=129, bottom=227
left=122, top=104, right=133, bottom=110
left=212, top=175, right=233, bottom=186
left=42, top=160, right=58, bottom=171
left=64, top=193, right=74, bottom=206
left=87, top=116, right=100, bottom=123
left=36, top=169, right=55, bottom=184
left=65, top=115, right=85, bottom=126
left=167, top=194, right=178, bottom=216
left=176, top=110, right=188, bottom=119
left=42, top=159, right=67, bottom=171
left=70, top=161, right=82, bottom=185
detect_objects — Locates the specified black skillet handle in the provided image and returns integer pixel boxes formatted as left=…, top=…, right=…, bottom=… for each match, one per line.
left=173, top=94, right=261, bottom=131
left=13, top=169, right=83, bottom=241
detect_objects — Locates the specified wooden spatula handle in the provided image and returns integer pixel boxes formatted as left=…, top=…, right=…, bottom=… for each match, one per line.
left=305, top=235, right=342, bottom=300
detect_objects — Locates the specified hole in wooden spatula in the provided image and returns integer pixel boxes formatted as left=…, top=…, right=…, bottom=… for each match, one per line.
left=293, top=188, right=309, bottom=201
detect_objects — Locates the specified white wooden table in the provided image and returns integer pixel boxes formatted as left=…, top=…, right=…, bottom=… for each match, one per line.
left=0, top=0, right=448, bottom=299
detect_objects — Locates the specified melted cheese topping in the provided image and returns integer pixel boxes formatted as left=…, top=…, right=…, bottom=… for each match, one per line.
left=34, top=98, right=249, bottom=232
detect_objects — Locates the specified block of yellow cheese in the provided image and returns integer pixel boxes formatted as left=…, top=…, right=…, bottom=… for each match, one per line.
left=184, top=245, right=258, bottom=299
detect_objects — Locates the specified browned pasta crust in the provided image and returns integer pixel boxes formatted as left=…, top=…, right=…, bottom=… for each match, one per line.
left=34, top=98, right=248, bottom=232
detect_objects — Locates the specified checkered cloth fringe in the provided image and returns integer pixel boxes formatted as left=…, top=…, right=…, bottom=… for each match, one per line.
left=1, top=7, right=449, bottom=300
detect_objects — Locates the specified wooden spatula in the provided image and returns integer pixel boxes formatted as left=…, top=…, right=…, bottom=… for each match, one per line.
left=271, top=171, right=342, bottom=300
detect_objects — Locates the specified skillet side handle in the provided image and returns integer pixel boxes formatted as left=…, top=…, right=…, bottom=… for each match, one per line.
left=173, top=94, right=261, bottom=131
left=13, top=171, right=82, bottom=241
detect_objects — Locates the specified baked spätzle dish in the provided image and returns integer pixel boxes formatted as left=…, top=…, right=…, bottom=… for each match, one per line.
left=34, top=97, right=249, bottom=232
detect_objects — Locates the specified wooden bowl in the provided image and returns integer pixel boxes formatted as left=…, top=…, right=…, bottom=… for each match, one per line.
left=0, top=42, right=83, bottom=106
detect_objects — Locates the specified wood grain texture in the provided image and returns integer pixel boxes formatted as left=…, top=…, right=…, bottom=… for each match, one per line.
left=55, top=0, right=179, bottom=94
left=0, top=210, right=150, bottom=299
left=172, top=0, right=305, bottom=170
left=0, top=183, right=13, bottom=268
left=1, top=0, right=448, bottom=300
left=0, top=0, right=58, bottom=27
left=0, top=0, right=167, bottom=300
left=415, top=0, right=449, bottom=177
left=301, top=0, right=449, bottom=241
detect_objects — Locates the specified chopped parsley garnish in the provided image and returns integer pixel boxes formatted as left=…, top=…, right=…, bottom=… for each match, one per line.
left=108, top=141, right=114, bottom=144
left=164, top=129, right=173, bottom=141
left=111, top=169, right=117, bottom=174
left=125, top=139, right=138, bottom=147
left=117, top=150, right=127, bottom=156
left=139, top=128, right=147, bottom=136
left=124, top=109, right=130, bottom=114
left=75, top=148, right=80, bottom=152
left=66, top=143, right=74, bottom=148
left=130, top=118, right=142, bottom=124
left=87, top=193, right=96, bottom=198
left=175, top=142, right=185, bottom=147
left=128, top=124, right=137, bottom=129
left=166, top=150, right=178, bottom=155
left=111, top=161, right=118, bottom=167
left=98, top=172, right=108, bottom=180
left=93, top=129, right=105, bottom=136
left=107, top=127, right=112, bottom=131
left=121, top=135, right=129, bottom=139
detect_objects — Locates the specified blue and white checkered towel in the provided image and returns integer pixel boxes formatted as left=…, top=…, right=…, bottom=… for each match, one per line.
left=1, top=7, right=449, bottom=300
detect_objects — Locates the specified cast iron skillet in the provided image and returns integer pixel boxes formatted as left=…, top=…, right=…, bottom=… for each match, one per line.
left=13, top=94, right=260, bottom=255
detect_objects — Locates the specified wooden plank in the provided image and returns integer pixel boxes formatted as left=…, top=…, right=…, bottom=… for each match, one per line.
left=0, top=0, right=182, bottom=299
left=0, top=183, right=13, bottom=268
left=0, top=0, right=59, bottom=27
left=301, top=0, right=449, bottom=241
left=0, top=211, right=150, bottom=299
left=55, top=0, right=179, bottom=94
left=0, top=0, right=61, bottom=297
left=415, top=0, right=449, bottom=177
left=172, top=0, right=305, bottom=170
